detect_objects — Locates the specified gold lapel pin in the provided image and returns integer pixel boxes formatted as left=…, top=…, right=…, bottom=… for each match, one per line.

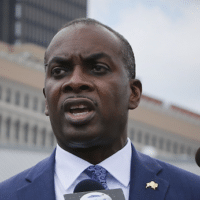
left=146, top=181, right=158, bottom=190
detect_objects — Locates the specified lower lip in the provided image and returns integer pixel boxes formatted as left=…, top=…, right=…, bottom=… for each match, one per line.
left=64, top=110, right=95, bottom=125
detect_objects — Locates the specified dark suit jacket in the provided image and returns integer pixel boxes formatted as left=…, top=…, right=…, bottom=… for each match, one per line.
left=1, top=144, right=200, bottom=200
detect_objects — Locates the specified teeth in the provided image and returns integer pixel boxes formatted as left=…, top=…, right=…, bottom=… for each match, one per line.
left=72, top=111, right=89, bottom=116
left=70, top=104, right=87, bottom=110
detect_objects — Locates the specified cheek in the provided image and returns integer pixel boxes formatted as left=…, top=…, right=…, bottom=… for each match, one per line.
left=97, top=78, right=130, bottom=112
left=45, top=81, right=61, bottom=112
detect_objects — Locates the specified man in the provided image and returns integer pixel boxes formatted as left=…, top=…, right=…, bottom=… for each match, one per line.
left=0, top=18, right=200, bottom=200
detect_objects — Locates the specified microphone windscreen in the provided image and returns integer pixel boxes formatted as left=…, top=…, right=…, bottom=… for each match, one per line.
left=73, top=179, right=105, bottom=193
left=195, top=147, right=200, bottom=167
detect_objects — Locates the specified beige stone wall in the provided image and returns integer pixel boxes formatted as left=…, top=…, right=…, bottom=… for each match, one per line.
left=0, top=42, right=45, bottom=89
left=129, top=106, right=200, bottom=142
left=0, top=59, right=44, bottom=89
left=0, top=42, right=45, bottom=61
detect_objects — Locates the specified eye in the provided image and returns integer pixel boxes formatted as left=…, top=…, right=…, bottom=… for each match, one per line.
left=51, top=67, right=68, bottom=77
left=91, top=64, right=109, bottom=74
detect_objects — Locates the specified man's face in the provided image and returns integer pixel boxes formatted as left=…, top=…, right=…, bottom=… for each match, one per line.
left=44, top=24, right=140, bottom=151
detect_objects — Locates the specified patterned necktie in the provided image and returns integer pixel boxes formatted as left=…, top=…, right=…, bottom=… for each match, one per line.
left=84, top=165, right=109, bottom=190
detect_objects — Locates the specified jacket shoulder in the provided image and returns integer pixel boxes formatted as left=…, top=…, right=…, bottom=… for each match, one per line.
left=137, top=151, right=200, bottom=198
left=0, top=156, right=51, bottom=200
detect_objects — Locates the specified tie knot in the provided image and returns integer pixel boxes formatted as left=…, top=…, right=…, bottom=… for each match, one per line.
left=84, top=165, right=108, bottom=189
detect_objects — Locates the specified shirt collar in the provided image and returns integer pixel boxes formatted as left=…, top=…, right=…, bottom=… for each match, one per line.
left=55, top=145, right=91, bottom=190
left=55, top=138, right=132, bottom=190
left=99, top=138, right=132, bottom=187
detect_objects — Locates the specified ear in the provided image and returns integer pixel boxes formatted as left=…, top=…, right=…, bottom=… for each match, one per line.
left=128, top=79, right=142, bottom=110
left=43, top=88, right=49, bottom=116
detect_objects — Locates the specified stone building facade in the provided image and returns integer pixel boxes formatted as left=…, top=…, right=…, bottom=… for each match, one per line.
left=0, top=42, right=200, bottom=157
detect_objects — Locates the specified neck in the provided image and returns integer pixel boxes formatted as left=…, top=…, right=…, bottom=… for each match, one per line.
left=58, top=138, right=127, bottom=164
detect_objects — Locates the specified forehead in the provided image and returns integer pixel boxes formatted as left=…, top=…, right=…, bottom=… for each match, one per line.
left=45, top=24, right=122, bottom=63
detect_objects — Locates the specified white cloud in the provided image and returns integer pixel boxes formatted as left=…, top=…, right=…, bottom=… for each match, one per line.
left=87, top=0, right=114, bottom=21
left=114, top=4, right=200, bottom=113
left=88, top=1, right=200, bottom=113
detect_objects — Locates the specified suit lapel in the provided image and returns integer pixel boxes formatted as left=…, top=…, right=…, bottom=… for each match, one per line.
left=17, top=149, right=56, bottom=200
left=129, top=144, right=169, bottom=200
left=15, top=145, right=169, bottom=200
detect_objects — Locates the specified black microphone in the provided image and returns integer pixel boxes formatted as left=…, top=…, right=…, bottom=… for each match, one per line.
left=64, top=179, right=126, bottom=199
left=73, top=179, right=105, bottom=193
left=195, top=147, right=200, bottom=167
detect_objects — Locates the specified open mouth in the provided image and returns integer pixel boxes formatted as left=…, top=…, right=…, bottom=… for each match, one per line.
left=63, top=98, right=96, bottom=125
left=69, top=104, right=91, bottom=116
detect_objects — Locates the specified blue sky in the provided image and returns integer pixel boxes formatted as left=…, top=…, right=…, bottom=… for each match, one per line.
left=88, top=0, right=200, bottom=114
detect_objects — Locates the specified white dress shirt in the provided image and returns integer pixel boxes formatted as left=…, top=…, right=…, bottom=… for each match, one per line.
left=54, top=138, right=132, bottom=200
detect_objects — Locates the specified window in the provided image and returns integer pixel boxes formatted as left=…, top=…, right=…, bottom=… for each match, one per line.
left=173, top=142, right=178, bottom=154
left=41, top=128, right=46, bottom=147
left=159, top=138, right=164, bottom=150
left=137, top=131, right=142, bottom=143
left=180, top=144, right=185, bottom=154
left=24, top=94, right=29, bottom=108
left=166, top=140, right=171, bottom=152
left=41, top=101, right=45, bottom=113
left=6, top=118, right=11, bottom=139
left=6, top=88, right=11, bottom=103
left=15, top=3, right=22, bottom=19
left=33, top=97, right=38, bottom=111
left=33, top=125, right=38, bottom=145
left=15, top=91, right=20, bottom=105
left=15, top=21, right=22, bottom=37
left=14, top=39, right=21, bottom=45
left=0, top=115, right=2, bottom=136
left=15, top=121, right=20, bottom=141
left=145, top=134, right=150, bottom=145
left=24, top=123, right=29, bottom=143
left=130, top=129, right=135, bottom=141
left=50, top=131, right=55, bottom=147
left=187, top=147, right=192, bottom=156
left=152, top=136, right=157, bottom=147
left=0, top=85, right=2, bottom=100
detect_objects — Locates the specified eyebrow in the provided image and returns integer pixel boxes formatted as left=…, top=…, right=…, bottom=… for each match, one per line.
left=45, top=52, right=112, bottom=68
left=83, top=52, right=111, bottom=61
left=45, top=57, right=71, bottom=68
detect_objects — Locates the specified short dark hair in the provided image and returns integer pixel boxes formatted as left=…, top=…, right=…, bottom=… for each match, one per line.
left=46, top=18, right=136, bottom=79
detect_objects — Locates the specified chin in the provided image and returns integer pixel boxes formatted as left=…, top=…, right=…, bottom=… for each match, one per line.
left=65, top=136, right=109, bottom=149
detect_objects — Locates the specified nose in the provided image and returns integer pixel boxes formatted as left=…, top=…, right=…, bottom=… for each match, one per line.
left=61, top=66, right=94, bottom=93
